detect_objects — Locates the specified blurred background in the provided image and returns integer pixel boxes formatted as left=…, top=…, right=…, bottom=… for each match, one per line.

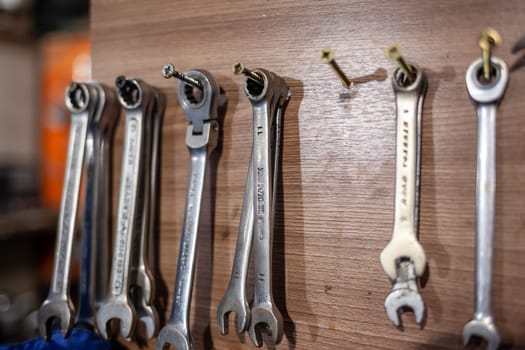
left=0, top=0, right=88, bottom=341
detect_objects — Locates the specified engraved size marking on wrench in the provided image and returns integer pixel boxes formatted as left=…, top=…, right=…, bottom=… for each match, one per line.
left=462, top=57, right=508, bottom=350
left=38, top=83, right=94, bottom=339
left=380, top=63, right=428, bottom=328
left=97, top=78, right=154, bottom=339
left=156, top=68, right=221, bottom=350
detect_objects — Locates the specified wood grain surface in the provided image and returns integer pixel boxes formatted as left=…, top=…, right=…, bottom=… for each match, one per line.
left=90, top=0, right=525, bottom=349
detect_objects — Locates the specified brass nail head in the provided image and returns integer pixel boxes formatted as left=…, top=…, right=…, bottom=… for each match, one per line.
left=232, top=61, right=264, bottom=85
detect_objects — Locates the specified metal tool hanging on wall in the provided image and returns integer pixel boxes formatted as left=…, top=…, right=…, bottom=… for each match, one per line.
left=216, top=61, right=290, bottom=347
left=462, top=28, right=508, bottom=350
left=74, top=83, right=119, bottom=332
left=96, top=76, right=165, bottom=340
left=380, top=44, right=428, bottom=329
left=156, top=64, right=223, bottom=350
left=37, top=82, right=118, bottom=339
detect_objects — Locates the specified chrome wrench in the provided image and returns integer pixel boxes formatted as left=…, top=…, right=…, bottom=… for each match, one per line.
left=380, top=54, right=428, bottom=328
left=75, top=83, right=119, bottom=330
left=96, top=76, right=157, bottom=339
left=128, top=88, right=165, bottom=339
left=462, top=57, right=508, bottom=350
left=156, top=65, right=221, bottom=350
left=216, top=152, right=254, bottom=335
left=37, top=82, right=99, bottom=339
left=243, top=67, right=290, bottom=347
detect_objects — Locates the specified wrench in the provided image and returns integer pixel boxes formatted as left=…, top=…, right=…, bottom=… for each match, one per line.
left=462, top=57, right=508, bottom=350
left=245, top=68, right=290, bottom=347
left=96, top=76, right=157, bottom=339
left=156, top=66, right=221, bottom=350
left=216, top=152, right=254, bottom=335
left=380, top=61, right=428, bottom=327
left=128, top=88, right=166, bottom=339
left=75, top=83, right=119, bottom=331
left=37, top=82, right=99, bottom=339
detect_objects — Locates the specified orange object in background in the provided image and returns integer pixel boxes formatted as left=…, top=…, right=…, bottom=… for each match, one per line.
left=39, top=32, right=91, bottom=208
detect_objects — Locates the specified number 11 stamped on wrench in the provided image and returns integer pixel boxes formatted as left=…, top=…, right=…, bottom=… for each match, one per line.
left=380, top=45, right=428, bottom=329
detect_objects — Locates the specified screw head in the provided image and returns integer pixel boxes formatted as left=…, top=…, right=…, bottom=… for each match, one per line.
left=232, top=61, right=245, bottom=75
left=162, top=63, right=175, bottom=78
left=479, top=27, right=502, bottom=50
left=385, top=44, right=402, bottom=60
left=320, top=48, right=334, bottom=63
left=115, top=75, right=127, bottom=89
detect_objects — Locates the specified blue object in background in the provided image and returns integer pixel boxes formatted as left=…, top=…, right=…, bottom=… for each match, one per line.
left=0, top=328, right=111, bottom=350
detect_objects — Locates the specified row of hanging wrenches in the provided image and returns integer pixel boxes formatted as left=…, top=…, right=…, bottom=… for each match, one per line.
left=216, top=62, right=291, bottom=347
left=37, top=82, right=119, bottom=338
left=97, top=77, right=165, bottom=340
left=380, top=44, right=428, bottom=329
left=156, top=64, right=224, bottom=350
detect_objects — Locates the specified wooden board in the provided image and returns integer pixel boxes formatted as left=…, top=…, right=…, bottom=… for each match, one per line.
left=90, top=0, right=525, bottom=348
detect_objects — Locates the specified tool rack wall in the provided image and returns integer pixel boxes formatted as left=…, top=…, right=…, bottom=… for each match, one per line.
left=91, top=0, right=525, bottom=349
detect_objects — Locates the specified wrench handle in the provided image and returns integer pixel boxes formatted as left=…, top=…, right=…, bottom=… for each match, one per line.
left=392, top=91, right=419, bottom=237
left=169, top=129, right=208, bottom=327
left=252, top=101, right=276, bottom=304
left=109, top=111, right=144, bottom=297
left=227, top=151, right=254, bottom=293
left=51, top=116, right=89, bottom=296
left=475, top=104, right=496, bottom=317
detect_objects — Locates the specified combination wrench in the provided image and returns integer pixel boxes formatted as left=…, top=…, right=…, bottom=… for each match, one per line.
left=219, top=63, right=290, bottom=347
left=128, top=85, right=165, bottom=340
left=74, top=83, right=119, bottom=331
left=462, top=56, right=508, bottom=350
left=156, top=65, right=222, bottom=350
left=380, top=46, right=428, bottom=328
left=96, top=76, right=162, bottom=339
left=37, top=82, right=101, bottom=339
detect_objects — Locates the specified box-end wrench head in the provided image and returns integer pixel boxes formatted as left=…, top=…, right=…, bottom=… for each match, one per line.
left=38, top=82, right=97, bottom=339
left=462, top=57, right=508, bottom=350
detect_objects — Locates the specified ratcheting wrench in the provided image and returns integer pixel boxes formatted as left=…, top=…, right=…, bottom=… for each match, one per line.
left=156, top=66, right=221, bottom=350
left=96, top=77, right=162, bottom=339
left=74, top=83, right=119, bottom=331
left=380, top=59, right=428, bottom=328
left=38, top=82, right=102, bottom=339
left=128, top=84, right=165, bottom=340
left=462, top=57, right=508, bottom=350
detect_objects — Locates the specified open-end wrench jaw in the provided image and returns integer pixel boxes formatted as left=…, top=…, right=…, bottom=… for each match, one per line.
left=217, top=288, right=251, bottom=335
left=38, top=82, right=101, bottom=339
left=384, top=261, right=425, bottom=328
left=249, top=306, right=284, bottom=347
left=463, top=317, right=501, bottom=350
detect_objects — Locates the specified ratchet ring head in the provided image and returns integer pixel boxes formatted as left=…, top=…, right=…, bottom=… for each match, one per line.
left=115, top=76, right=143, bottom=109
left=65, top=82, right=91, bottom=113
left=466, top=57, right=509, bottom=104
